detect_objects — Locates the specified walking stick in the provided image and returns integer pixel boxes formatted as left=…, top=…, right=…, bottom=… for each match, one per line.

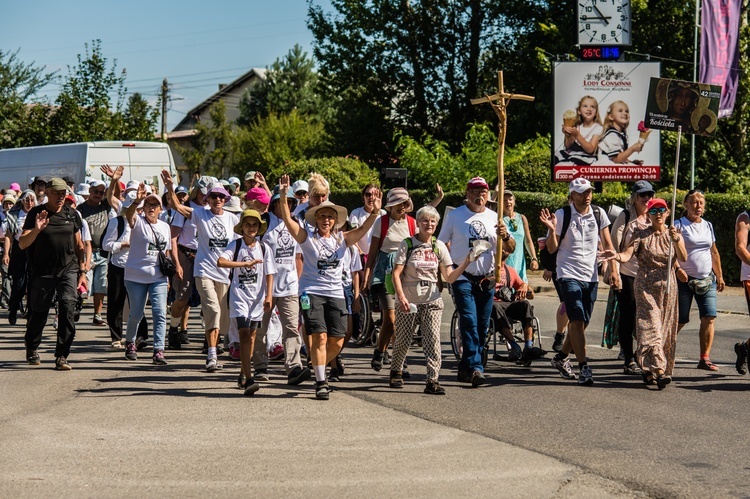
left=666, top=125, right=682, bottom=297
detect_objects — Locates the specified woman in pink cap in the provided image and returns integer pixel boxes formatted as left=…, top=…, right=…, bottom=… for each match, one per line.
left=601, top=198, right=687, bottom=389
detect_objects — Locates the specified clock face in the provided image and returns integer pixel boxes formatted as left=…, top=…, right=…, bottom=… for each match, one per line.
left=578, top=0, right=632, bottom=46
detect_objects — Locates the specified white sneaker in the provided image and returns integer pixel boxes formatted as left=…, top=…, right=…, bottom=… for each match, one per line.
left=578, top=365, right=594, bottom=385
left=111, top=340, right=124, bottom=349
left=206, top=357, right=223, bottom=372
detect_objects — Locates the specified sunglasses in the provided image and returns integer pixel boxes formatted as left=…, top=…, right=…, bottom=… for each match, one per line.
left=638, top=192, right=654, bottom=198
left=687, top=189, right=704, bottom=196
left=208, top=194, right=226, bottom=201
left=507, top=219, right=518, bottom=231
left=90, top=189, right=105, bottom=195
left=648, top=207, right=667, bottom=215
left=363, top=192, right=376, bottom=198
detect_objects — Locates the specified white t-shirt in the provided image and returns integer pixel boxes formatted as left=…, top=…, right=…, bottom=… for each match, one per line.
left=192, top=208, right=239, bottom=284
left=555, top=203, right=610, bottom=282
left=349, top=207, right=386, bottom=255
left=261, top=213, right=300, bottom=298
left=101, top=216, right=131, bottom=268
left=222, top=239, right=276, bottom=321
left=675, top=216, right=715, bottom=278
left=124, top=216, right=172, bottom=284
left=394, top=237, right=452, bottom=303
left=171, top=201, right=205, bottom=250
left=80, top=218, right=92, bottom=243
left=14, top=210, right=28, bottom=241
left=298, top=232, right=347, bottom=299
left=371, top=215, right=417, bottom=253
left=438, top=205, right=497, bottom=280
left=342, top=246, right=362, bottom=287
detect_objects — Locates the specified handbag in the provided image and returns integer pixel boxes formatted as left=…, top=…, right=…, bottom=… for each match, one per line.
left=687, top=274, right=713, bottom=296
left=148, top=222, right=177, bottom=279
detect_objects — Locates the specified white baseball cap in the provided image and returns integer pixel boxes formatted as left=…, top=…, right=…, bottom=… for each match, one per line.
left=569, top=178, right=593, bottom=194
left=292, top=180, right=309, bottom=194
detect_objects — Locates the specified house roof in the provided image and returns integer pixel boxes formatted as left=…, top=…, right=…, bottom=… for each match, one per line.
left=172, top=67, right=266, bottom=132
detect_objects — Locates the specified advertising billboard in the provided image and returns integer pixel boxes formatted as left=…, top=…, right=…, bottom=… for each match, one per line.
left=552, top=61, right=661, bottom=182
left=644, top=77, right=722, bottom=136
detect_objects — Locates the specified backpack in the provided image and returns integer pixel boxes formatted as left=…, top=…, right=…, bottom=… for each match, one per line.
left=378, top=215, right=416, bottom=249
left=538, top=204, right=603, bottom=273
left=99, top=216, right=125, bottom=258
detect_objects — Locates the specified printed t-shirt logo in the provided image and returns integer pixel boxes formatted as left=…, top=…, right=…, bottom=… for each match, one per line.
left=238, top=255, right=258, bottom=288
left=209, top=217, right=229, bottom=250
left=468, top=219, right=489, bottom=249
left=316, top=238, right=340, bottom=272
left=275, top=229, right=295, bottom=259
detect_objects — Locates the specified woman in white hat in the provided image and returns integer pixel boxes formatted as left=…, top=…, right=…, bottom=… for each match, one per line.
left=364, top=187, right=416, bottom=372
left=276, top=174, right=382, bottom=400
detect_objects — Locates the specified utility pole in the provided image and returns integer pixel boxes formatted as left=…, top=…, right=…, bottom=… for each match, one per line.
left=161, top=78, right=169, bottom=141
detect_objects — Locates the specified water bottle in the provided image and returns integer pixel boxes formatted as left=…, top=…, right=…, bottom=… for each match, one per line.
left=78, top=283, right=89, bottom=300
left=300, top=292, right=311, bottom=311
left=408, top=303, right=418, bottom=314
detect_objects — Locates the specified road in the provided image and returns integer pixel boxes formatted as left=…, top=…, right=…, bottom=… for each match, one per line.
left=0, top=283, right=748, bottom=498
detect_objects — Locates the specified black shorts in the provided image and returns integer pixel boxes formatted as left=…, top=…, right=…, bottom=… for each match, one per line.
left=235, top=318, right=262, bottom=330
left=301, top=294, right=347, bottom=338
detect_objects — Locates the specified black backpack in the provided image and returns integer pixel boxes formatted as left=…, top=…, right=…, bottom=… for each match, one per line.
left=99, top=216, right=126, bottom=258
left=539, top=205, right=603, bottom=272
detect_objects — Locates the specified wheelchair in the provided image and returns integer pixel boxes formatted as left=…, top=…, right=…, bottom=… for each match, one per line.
left=449, top=295, right=542, bottom=368
left=349, top=292, right=423, bottom=348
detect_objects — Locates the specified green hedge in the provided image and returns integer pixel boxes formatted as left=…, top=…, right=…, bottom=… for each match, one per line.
left=331, top=189, right=747, bottom=284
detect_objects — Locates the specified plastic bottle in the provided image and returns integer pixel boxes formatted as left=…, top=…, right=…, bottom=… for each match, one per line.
left=78, top=283, right=89, bottom=300
left=300, top=292, right=311, bottom=311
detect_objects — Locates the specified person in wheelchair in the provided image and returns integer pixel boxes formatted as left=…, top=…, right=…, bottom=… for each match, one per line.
left=492, top=238, right=545, bottom=364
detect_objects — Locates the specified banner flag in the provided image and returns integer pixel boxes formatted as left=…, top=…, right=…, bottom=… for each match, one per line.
left=699, top=0, right=742, bottom=118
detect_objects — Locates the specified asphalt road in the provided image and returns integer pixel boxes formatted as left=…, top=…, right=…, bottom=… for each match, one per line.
left=0, top=285, right=748, bottom=498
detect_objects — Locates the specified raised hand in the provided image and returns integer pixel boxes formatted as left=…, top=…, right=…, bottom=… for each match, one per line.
left=35, top=211, right=49, bottom=231
left=135, top=183, right=147, bottom=203
left=160, top=170, right=175, bottom=189
left=435, top=183, right=443, bottom=197
left=112, top=165, right=124, bottom=181
left=254, top=171, right=267, bottom=186
left=539, top=208, right=556, bottom=231
left=100, top=165, right=115, bottom=178
left=369, top=188, right=383, bottom=213
left=279, top=174, right=290, bottom=193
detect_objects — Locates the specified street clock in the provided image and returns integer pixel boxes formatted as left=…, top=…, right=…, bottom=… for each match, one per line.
left=578, top=0, right=632, bottom=46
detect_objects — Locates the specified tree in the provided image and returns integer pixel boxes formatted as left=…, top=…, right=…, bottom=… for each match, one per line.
left=238, top=44, right=329, bottom=126
left=234, top=109, right=330, bottom=173
left=0, top=49, right=56, bottom=148
left=49, top=40, right=159, bottom=143
left=175, top=100, right=235, bottom=179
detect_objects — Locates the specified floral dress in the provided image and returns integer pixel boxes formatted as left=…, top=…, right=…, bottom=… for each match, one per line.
left=631, top=227, right=678, bottom=375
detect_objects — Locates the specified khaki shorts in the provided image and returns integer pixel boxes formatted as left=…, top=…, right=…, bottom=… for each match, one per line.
left=195, top=276, right=229, bottom=333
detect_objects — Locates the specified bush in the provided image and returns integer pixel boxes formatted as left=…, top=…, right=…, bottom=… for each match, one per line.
left=282, top=157, right=379, bottom=191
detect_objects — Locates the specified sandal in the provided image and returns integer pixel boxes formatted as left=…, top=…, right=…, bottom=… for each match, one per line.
left=697, top=359, right=719, bottom=371
left=641, top=372, right=657, bottom=386
left=656, top=374, right=672, bottom=390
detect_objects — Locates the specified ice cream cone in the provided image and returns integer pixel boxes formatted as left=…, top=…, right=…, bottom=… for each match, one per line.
left=562, top=110, right=577, bottom=128
left=638, top=130, right=651, bottom=144
left=563, top=118, right=576, bottom=127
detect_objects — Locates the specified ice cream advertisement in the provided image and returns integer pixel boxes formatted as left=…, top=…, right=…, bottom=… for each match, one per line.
left=552, top=62, right=661, bottom=182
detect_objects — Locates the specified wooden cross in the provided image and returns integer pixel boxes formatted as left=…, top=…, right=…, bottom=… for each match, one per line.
left=471, top=71, right=534, bottom=280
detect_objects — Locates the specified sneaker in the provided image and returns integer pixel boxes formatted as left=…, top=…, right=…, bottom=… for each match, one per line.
left=697, top=359, right=719, bottom=371
left=237, top=373, right=247, bottom=389
left=152, top=350, right=168, bottom=365
left=382, top=350, right=392, bottom=365
left=335, top=356, right=345, bottom=376
left=328, top=367, right=340, bottom=382
left=552, top=332, right=565, bottom=352
left=254, top=369, right=269, bottom=381
left=507, top=343, right=522, bottom=362
left=269, top=343, right=284, bottom=361
left=315, top=381, right=330, bottom=400
left=244, top=381, right=260, bottom=396
left=456, top=370, right=473, bottom=383
left=471, top=370, right=487, bottom=387
left=135, top=337, right=148, bottom=351
left=288, top=366, right=312, bottom=385
left=551, top=355, right=576, bottom=380
left=578, top=364, right=594, bottom=385
left=734, top=342, right=748, bottom=375
left=228, top=342, right=241, bottom=361
left=623, top=361, right=643, bottom=376
left=55, top=356, right=72, bottom=371
left=424, top=381, right=446, bottom=395
left=389, top=371, right=404, bottom=388
left=93, top=315, right=107, bottom=326
left=179, top=329, right=190, bottom=344
left=168, top=326, right=181, bottom=350
left=125, top=342, right=137, bottom=361
left=26, top=349, right=40, bottom=365
left=110, top=340, right=124, bottom=349
left=371, top=349, right=383, bottom=371
left=205, top=357, right=223, bottom=372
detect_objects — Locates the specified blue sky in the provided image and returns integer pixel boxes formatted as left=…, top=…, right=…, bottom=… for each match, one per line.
left=0, top=0, right=332, bottom=130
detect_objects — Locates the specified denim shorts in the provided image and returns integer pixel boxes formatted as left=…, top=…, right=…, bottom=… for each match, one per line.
left=677, top=276, right=717, bottom=324
left=557, top=278, right=598, bottom=325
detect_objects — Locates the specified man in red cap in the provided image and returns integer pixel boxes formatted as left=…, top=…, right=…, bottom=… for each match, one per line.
left=438, top=176, right=509, bottom=387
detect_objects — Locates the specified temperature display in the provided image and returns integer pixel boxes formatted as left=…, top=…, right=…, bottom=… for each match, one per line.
left=580, top=46, right=622, bottom=61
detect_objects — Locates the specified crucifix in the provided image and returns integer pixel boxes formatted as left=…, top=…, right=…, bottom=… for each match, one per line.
left=471, top=70, right=534, bottom=280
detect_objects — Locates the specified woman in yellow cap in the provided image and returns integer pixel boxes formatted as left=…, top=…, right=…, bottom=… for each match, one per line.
left=217, top=209, right=275, bottom=396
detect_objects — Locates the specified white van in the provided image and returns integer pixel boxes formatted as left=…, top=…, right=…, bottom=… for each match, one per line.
left=0, top=141, right=177, bottom=192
